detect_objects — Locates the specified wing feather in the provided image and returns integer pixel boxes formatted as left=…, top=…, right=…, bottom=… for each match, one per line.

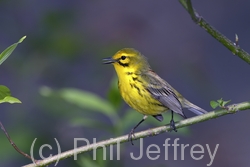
left=144, top=71, right=186, bottom=118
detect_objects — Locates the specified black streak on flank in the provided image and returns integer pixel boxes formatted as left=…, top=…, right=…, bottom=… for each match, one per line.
left=118, top=61, right=129, bottom=67
left=132, top=77, right=138, bottom=81
left=133, top=84, right=143, bottom=97
left=132, top=77, right=143, bottom=83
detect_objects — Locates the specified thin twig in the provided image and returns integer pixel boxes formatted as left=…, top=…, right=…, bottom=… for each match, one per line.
left=186, top=0, right=199, bottom=22
left=179, top=0, right=250, bottom=64
left=23, top=101, right=250, bottom=167
left=0, top=121, right=34, bottom=161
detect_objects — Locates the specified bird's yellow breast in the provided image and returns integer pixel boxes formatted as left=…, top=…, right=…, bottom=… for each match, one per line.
left=118, top=72, right=167, bottom=115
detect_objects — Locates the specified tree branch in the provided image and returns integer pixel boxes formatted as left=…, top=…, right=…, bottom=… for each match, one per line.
left=179, top=0, right=250, bottom=64
left=0, top=121, right=34, bottom=160
left=23, top=101, right=250, bottom=167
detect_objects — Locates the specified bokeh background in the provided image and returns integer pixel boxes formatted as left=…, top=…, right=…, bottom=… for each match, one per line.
left=1, top=0, right=250, bottom=167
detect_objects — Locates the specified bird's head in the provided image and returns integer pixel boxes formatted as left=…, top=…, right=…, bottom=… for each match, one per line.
left=103, top=48, right=150, bottom=75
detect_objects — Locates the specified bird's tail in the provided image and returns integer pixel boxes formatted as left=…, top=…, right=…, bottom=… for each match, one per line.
left=183, top=99, right=207, bottom=115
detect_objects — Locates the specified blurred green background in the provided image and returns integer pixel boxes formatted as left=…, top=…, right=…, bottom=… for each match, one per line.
left=1, top=1, right=250, bottom=167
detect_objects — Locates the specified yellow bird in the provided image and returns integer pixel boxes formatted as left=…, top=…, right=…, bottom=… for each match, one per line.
left=103, top=48, right=207, bottom=144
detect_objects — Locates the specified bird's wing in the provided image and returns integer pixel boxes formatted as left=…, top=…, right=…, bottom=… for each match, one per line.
left=144, top=71, right=186, bottom=118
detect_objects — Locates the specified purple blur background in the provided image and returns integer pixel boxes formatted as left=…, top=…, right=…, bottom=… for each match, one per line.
left=0, top=1, right=249, bottom=166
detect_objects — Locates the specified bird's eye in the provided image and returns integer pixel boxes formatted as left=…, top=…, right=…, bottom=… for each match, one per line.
left=121, top=55, right=126, bottom=60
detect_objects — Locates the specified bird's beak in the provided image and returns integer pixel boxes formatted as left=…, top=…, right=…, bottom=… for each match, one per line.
left=102, top=57, right=116, bottom=64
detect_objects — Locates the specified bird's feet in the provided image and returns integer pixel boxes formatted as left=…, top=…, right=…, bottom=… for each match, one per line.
left=169, top=119, right=177, bottom=132
left=128, top=128, right=136, bottom=145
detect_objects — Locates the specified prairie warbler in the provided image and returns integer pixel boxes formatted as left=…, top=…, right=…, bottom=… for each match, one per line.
left=103, top=48, right=207, bottom=145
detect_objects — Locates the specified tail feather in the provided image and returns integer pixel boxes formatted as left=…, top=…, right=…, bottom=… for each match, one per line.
left=183, top=100, right=207, bottom=115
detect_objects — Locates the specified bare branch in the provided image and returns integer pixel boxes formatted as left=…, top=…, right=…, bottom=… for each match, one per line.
left=0, top=121, right=35, bottom=161
left=23, top=101, right=250, bottom=167
left=179, top=0, right=250, bottom=64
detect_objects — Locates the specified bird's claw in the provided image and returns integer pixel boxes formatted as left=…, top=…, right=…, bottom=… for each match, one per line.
left=128, top=129, right=136, bottom=145
left=169, top=119, right=177, bottom=132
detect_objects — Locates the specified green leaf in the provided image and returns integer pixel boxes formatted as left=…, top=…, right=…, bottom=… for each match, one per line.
left=217, top=98, right=231, bottom=107
left=217, top=98, right=223, bottom=106
left=0, top=85, right=11, bottom=99
left=0, top=85, right=21, bottom=104
left=0, top=36, right=26, bottom=65
left=222, top=100, right=231, bottom=106
left=0, top=96, right=21, bottom=104
left=210, top=98, right=231, bottom=109
left=107, top=76, right=122, bottom=109
left=210, top=100, right=219, bottom=109
left=59, top=88, right=116, bottom=116
left=40, top=87, right=116, bottom=117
